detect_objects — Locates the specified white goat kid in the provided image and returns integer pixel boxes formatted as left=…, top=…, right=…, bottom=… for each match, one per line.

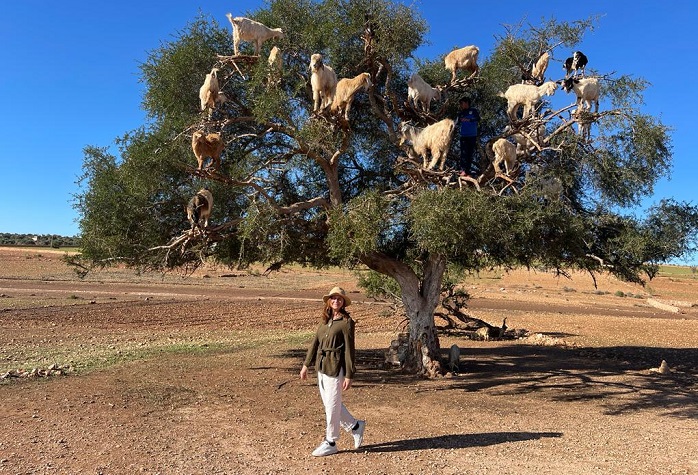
left=499, top=81, right=558, bottom=121
left=225, top=14, right=284, bottom=56
left=562, top=77, right=600, bottom=112
left=399, top=119, right=456, bottom=171
left=444, top=45, right=479, bottom=82
left=407, top=73, right=441, bottom=111
left=309, top=53, right=338, bottom=112
left=492, top=138, right=518, bottom=176
left=331, top=72, right=372, bottom=120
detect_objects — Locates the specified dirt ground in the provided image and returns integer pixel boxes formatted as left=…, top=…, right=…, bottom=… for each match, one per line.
left=1, top=247, right=697, bottom=475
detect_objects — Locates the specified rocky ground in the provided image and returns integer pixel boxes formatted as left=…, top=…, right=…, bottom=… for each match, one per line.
left=0, top=247, right=697, bottom=474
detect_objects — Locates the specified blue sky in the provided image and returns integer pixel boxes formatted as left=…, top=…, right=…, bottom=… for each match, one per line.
left=0, top=1, right=696, bottom=261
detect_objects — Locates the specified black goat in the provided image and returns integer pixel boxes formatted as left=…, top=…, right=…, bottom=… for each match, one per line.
left=563, top=51, right=588, bottom=78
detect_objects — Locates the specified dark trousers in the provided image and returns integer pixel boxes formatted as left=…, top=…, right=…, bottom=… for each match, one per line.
left=459, top=136, right=477, bottom=174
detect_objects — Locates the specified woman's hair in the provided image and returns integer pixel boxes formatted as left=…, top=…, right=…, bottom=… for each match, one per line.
left=321, top=301, right=350, bottom=324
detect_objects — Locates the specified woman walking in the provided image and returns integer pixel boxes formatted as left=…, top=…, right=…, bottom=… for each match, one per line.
left=300, top=286, right=366, bottom=456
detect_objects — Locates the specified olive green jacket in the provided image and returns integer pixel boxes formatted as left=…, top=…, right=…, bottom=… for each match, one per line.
left=303, top=316, right=356, bottom=379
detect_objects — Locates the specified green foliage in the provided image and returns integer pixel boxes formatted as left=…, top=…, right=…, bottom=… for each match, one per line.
left=409, top=187, right=589, bottom=271
left=356, top=269, right=401, bottom=301
left=328, top=191, right=391, bottom=263
left=140, top=14, right=231, bottom=126
left=72, top=0, right=697, bottom=291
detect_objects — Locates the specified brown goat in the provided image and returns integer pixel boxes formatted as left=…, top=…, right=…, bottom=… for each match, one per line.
left=191, top=131, right=224, bottom=170
left=186, top=188, right=213, bottom=229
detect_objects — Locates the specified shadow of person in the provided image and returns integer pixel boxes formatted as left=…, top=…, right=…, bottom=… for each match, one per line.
left=361, top=431, right=563, bottom=453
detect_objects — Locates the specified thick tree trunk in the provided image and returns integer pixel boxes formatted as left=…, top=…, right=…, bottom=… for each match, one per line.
left=361, top=251, right=446, bottom=376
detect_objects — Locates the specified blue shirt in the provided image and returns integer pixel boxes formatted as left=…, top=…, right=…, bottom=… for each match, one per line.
left=457, top=107, right=480, bottom=137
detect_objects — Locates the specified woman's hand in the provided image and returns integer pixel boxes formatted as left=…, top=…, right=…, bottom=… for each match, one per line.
left=300, top=365, right=308, bottom=381
left=342, top=378, right=352, bottom=391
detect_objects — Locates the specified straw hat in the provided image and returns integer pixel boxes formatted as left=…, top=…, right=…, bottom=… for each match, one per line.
left=323, top=286, right=351, bottom=306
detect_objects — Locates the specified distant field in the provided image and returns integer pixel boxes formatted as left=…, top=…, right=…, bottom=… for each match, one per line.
left=659, top=264, right=698, bottom=278
left=0, top=245, right=80, bottom=254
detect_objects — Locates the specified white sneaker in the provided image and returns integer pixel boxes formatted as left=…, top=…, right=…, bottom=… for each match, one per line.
left=351, top=420, right=365, bottom=449
left=311, top=440, right=338, bottom=457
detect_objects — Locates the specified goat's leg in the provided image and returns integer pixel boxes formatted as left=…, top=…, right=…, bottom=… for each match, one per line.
left=233, top=32, right=240, bottom=55
left=437, top=152, right=447, bottom=171
left=427, top=152, right=440, bottom=170
left=344, top=99, right=353, bottom=120
left=313, top=90, right=321, bottom=111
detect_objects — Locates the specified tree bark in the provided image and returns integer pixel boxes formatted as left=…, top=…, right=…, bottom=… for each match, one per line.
left=361, top=251, right=446, bottom=376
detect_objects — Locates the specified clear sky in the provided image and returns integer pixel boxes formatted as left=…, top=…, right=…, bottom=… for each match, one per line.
left=1, top=1, right=696, bottom=261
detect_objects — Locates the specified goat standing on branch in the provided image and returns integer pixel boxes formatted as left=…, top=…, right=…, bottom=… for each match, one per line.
left=407, top=73, right=441, bottom=112
left=225, top=13, right=284, bottom=56
left=499, top=81, right=558, bottom=121
left=444, top=45, right=479, bottom=83
left=492, top=138, right=518, bottom=176
left=199, top=67, right=226, bottom=117
left=563, top=51, right=588, bottom=78
left=192, top=131, right=224, bottom=171
left=187, top=188, right=213, bottom=230
left=331, top=72, right=372, bottom=120
left=309, top=53, right=338, bottom=112
left=562, top=77, right=600, bottom=112
left=399, top=119, right=455, bottom=171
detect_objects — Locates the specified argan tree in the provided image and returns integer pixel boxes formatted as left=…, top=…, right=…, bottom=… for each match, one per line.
left=74, top=0, right=698, bottom=376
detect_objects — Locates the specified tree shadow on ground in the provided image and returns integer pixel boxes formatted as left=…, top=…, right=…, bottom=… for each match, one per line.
left=278, top=344, right=698, bottom=419
left=442, top=344, right=698, bottom=420
left=361, top=431, right=563, bottom=453
left=278, top=348, right=423, bottom=385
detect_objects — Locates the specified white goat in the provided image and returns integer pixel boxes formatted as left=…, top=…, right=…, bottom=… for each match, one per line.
left=225, top=13, right=284, bottom=56
left=498, top=81, right=558, bottom=121
left=407, top=73, right=441, bottom=111
left=505, top=123, right=546, bottom=156
left=309, top=53, right=338, bottom=112
left=199, top=67, right=220, bottom=114
left=399, top=119, right=455, bottom=171
left=187, top=188, right=213, bottom=230
left=444, top=45, right=479, bottom=82
left=562, top=77, right=600, bottom=112
left=531, top=51, right=550, bottom=83
left=492, top=138, right=518, bottom=175
left=331, top=72, right=372, bottom=120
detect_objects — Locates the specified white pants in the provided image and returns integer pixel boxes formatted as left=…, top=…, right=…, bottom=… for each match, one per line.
left=317, top=370, right=357, bottom=442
